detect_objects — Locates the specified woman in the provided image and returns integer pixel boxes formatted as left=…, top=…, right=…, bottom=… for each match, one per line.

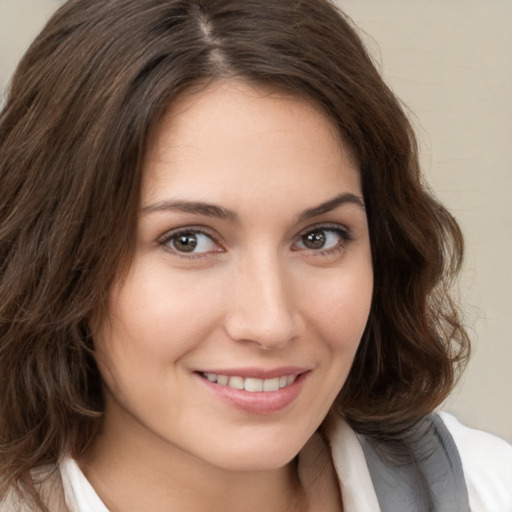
left=0, top=0, right=510, bottom=511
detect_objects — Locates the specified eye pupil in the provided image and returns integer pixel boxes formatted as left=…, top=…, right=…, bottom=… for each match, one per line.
left=303, top=231, right=326, bottom=249
left=173, top=233, right=198, bottom=252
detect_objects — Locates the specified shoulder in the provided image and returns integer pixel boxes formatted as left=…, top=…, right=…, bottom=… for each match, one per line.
left=439, top=411, right=512, bottom=512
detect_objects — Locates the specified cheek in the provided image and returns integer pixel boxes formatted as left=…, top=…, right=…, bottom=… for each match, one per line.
left=98, top=263, right=223, bottom=363
left=305, top=268, right=373, bottom=410
left=302, top=264, right=373, bottom=354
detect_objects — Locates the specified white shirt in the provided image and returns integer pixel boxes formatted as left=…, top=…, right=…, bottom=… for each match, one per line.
left=59, top=413, right=512, bottom=512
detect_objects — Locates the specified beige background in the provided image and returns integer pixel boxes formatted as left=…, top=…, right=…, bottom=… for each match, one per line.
left=1, top=0, right=511, bottom=443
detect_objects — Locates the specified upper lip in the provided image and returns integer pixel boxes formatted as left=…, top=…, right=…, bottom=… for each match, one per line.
left=194, top=366, right=310, bottom=379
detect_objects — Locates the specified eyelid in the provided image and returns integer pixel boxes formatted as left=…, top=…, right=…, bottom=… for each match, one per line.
left=296, top=222, right=353, bottom=242
left=157, top=225, right=225, bottom=258
left=292, top=222, right=354, bottom=257
left=155, top=222, right=353, bottom=260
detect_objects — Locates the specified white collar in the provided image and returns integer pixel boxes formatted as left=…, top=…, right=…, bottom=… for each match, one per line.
left=59, top=416, right=380, bottom=512
left=326, top=415, right=381, bottom=512
left=60, top=457, right=109, bottom=512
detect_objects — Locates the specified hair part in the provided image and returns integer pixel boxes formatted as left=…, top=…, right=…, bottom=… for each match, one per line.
left=0, top=0, right=469, bottom=508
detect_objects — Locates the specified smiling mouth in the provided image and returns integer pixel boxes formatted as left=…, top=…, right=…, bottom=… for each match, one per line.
left=200, top=372, right=298, bottom=392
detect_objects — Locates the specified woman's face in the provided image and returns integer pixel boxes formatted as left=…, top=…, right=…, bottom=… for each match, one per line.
left=93, top=80, right=373, bottom=472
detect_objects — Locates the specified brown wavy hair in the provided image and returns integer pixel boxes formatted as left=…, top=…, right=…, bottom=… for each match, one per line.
left=0, top=0, right=469, bottom=508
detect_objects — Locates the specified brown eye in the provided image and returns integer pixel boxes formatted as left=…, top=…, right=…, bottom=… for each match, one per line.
left=295, top=227, right=350, bottom=253
left=162, top=230, right=219, bottom=255
left=302, top=230, right=327, bottom=249
left=171, top=233, right=198, bottom=252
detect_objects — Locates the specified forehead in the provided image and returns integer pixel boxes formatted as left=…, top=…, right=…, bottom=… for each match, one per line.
left=142, top=79, right=360, bottom=210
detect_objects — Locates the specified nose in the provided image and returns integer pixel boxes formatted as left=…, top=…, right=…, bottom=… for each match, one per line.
left=224, top=252, right=301, bottom=350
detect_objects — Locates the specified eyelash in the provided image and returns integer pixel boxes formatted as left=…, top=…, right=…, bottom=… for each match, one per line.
left=157, top=226, right=224, bottom=260
left=157, top=224, right=353, bottom=260
left=293, top=223, right=353, bottom=260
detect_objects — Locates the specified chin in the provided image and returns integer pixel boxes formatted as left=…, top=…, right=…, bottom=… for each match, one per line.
left=212, top=450, right=298, bottom=473
left=197, top=430, right=309, bottom=473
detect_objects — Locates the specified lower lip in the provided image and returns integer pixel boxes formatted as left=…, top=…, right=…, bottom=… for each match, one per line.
left=196, top=372, right=308, bottom=414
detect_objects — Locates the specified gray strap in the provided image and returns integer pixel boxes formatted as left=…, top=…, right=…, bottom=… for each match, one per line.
left=357, top=414, right=470, bottom=512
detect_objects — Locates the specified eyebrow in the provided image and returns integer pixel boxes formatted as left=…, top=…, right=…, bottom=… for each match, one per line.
left=140, top=200, right=239, bottom=222
left=140, top=192, right=365, bottom=223
left=297, top=193, right=365, bottom=221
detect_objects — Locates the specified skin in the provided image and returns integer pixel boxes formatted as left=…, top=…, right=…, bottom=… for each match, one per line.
left=82, top=80, right=373, bottom=512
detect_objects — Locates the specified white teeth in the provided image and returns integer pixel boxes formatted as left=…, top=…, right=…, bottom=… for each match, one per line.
left=217, top=374, right=229, bottom=386
left=286, top=375, right=297, bottom=386
left=245, top=378, right=263, bottom=392
left=228, top=376, right=244, bottom=390
left=202, top=373, right=298, bottom=392
left=263, top=377, right=280, bottom=392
